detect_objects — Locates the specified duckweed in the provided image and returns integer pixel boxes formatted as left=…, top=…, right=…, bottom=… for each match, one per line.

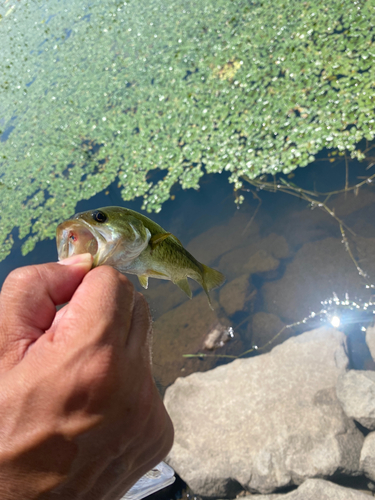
left=0, top=0, right=374, bottom=260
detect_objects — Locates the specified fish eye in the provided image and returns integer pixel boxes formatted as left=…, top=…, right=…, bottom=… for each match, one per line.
left=92, top=210, right=107, bottom=223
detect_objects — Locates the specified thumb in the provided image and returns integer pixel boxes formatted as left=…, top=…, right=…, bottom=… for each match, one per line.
left=0, top=253, right=93, bottom=371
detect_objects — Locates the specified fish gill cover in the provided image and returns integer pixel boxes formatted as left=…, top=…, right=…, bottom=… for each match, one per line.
left=0, top=0, right=374, bottom=262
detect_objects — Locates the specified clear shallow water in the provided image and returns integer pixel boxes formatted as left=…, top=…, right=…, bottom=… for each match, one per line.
left=1, top=140, right=375, bottom=498
left=2, top=147, right=375, bottom=375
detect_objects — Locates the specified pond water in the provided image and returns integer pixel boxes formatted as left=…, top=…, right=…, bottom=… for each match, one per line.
left=1, top=0, right=375, bottom=498
left=2, top=146, right=375, bottom=498
left=3, top=145, right=375, bottom=377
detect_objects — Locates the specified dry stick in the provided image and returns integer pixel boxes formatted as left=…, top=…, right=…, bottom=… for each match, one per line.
left=244, top=177, right=356, bottom=236
left=183, top=317, right=308, bottom=359
left=339, top=223, right=370, bottom=282
left=247, top=171, right=375, bottom=198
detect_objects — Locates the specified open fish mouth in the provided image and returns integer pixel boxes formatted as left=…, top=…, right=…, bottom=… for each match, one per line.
left=56, top=220, right=100, bottom=261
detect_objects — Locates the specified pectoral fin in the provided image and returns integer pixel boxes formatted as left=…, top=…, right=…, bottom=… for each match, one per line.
left=138, top=274, right=149, bottom=289
left=149, top=232, right=172, bottom=250
left=175, top=278, right=192, bottom=299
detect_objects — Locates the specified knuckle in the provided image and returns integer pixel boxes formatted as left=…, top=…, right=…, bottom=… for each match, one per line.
left=92, top=266, right=135, bottom=296
left=3, top=266, right=41, bottom=293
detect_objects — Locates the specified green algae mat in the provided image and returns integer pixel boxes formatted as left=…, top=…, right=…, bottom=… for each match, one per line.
left=0, top=0, right=374, bottom=261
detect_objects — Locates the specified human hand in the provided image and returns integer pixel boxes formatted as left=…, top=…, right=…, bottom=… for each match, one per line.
left=0, top=254, right=173, bottom=500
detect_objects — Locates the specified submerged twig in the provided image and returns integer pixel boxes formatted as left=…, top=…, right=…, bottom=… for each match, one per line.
left=242, top=174, right=356, bottom=236
left=183, top=313, right=313, bottom=360
left=242, top=190, right=262, bottom=236
left=345, top=151, right=349, bottom=197
left=339, top=223, right=370, bottom=283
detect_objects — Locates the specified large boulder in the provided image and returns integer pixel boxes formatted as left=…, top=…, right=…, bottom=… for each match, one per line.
left=365, top=325, right=375, bottom=362
left=164, top=328, right=363, bottom=497
left=360, top=432, right=375, bottom=482
left=336, top=370, right=375, bottom=430
left=241, top=478, right=373, bottom=500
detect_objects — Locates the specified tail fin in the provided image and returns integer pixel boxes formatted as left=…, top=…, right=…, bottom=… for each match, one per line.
left=201, top=264, right=226, bottom=310
left=202, top=264, right=226, bottom=291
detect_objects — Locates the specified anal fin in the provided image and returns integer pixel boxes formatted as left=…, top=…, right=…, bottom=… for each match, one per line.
left=138, top=274, right=149, bottom=289
left=175, top=278, right=192, bottom=299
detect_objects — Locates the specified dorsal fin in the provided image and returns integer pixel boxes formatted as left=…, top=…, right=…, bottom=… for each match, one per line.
left=149, top=232, right=172, bottom=250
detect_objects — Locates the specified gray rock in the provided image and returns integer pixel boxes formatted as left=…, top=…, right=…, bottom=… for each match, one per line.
left=164, top=328, right=363, bottom=497
left=360, top=432, right=375, bottom=482
left=186, top=211, right=259, bottom=265
left=243, top=249, right=279, bottom=275
left=336, top=370, right=375, bottom=430
left=365, top=325, right=375, bottom=363
left=262, top=238, right=365, bottom=323
left=249, top=312, right=287, bottom=352
left=241, top=478, right=372, bottom=499
left=218, top=233, right=288, bottom=280
left=152, top=293, right=220, bottom=390
left=219, top=273, right=255, bottom=317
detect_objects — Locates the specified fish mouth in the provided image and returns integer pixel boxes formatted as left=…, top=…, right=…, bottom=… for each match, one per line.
left=56, top=219, right=102, bottom=262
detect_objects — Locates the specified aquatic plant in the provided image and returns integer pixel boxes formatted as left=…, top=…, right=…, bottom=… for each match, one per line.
left=0, top=0, right=374, bottom=261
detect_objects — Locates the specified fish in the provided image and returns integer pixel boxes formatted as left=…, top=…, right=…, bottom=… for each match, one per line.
left=56, top=206, right=225, bottom=308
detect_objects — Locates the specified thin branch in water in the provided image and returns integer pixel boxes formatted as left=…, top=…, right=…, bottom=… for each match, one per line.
left=185, top=152, right=375, bottom=362
left=242, top=190, right=262, bottom=236
left=183, top=312, right=314, bottom=360
left=339, top=223, right=369, bottom=283
left=345, top=151, right=349, bottom=197
left=242, top=175, right=356, bottom=237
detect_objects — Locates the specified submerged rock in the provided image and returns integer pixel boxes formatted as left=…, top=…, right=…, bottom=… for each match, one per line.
left=249, top=312, right=287, bottom=352
left=151, top=293, right=219, bottom=390
left=332, top=188, right=375, bottom=218
left=186, top=211, right=259, bottom=265
left=275, top=208, right=336, bottom=250
left=241, top=478, right=372, bottom=499
left=164, top=328, right=363, bottom=497
left=219, top=273, right=255, bottom=317
left=336, top=370, right=375, bottom=430
left=262, top=237, right=364, bottom=323
left=243, top=249, right=279, bottom=275
left=218, top=233, right=289, bottom=279
left=143, top=279, right=191, bottom=319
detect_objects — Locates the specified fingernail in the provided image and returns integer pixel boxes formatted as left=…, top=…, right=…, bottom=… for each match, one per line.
left=57, top=253, right=93, bottom=267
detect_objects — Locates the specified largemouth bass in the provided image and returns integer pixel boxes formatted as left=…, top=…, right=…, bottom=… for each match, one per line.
left=56, top=206, right=225, bottom=307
